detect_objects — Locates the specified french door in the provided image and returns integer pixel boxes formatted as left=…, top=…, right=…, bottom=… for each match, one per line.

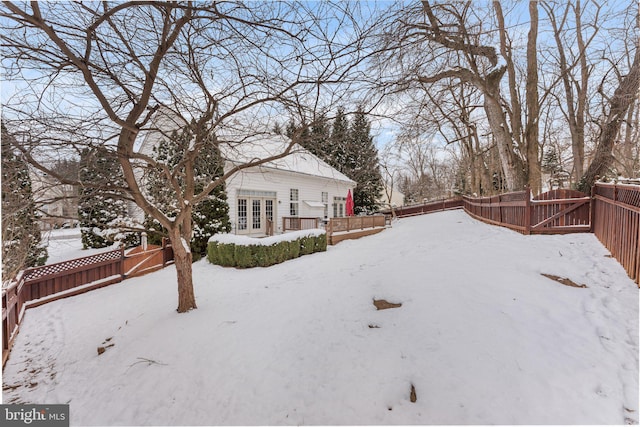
left=237, top=192, right=275, bottom=235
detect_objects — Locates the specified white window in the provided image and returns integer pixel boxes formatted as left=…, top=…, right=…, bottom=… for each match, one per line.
left=238, top=199, right=247, bottom=230
left=322, top=192, right=328, bottom=219
left=265, top=199, right=274, bottom=222
left=290, top=188, right=299, bottom=216
left=333, top=196, right=346, bottom=218
left=252, top=199, right=261, bottom=230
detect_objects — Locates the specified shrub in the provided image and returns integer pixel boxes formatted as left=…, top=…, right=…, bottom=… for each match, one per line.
left=299, top=236, right=314, bottom=255
left=207, top=230, right=326, bottom=268
left=272, top=241, right=289, bottom=264
left=288, top=239, right=300, bottom=259
left=315, top=233, right=327, bottom=252
left=234, top=245, right=253, bottom=269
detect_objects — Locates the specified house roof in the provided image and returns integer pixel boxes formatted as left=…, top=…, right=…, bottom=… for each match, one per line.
left=136, top=109, right=355, bottom=186
left=219, top=134, right=355, bottom=185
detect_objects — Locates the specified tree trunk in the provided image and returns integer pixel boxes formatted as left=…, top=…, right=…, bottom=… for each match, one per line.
left=621, top=102, right=638, bottom=176
left=525, top=0, right=541, bottom=194
left=484, top=90, right=525, bottom=191
left=171, top=229, right=197, bottom=313
left=578, top=46, right=640, bottom=192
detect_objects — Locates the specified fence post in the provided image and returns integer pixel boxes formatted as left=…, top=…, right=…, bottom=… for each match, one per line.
left=589, top=185, right=596, bottom=233
left=162, top=238, right=167, bottom=267
left=120, top=246, right=126, bottom=279
left=524, top=186, right=532, bottom=235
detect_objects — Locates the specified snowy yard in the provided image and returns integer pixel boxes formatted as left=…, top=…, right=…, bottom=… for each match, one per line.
left=2, top=210, right=638, bottom=425
left=43, top=228, right=119, bottom=265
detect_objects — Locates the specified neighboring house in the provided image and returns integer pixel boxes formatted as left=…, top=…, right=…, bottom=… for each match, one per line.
left=30, top=171, right=78, bottom=230
left=378, top=185, right=405, bottom=210
left=137, top=115, right=355, bottom=236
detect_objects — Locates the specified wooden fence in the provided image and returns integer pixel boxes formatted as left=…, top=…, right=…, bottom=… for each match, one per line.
left=592, top=183, right=640, bottom=284
left=2, top=240, right=173, bottom=367
left=382, top=198, right=463, bottom=218
left=463, top=188, right=591, bottom=234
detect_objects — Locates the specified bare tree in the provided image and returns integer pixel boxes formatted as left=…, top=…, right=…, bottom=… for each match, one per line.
left=542, top=0, right=599, bottom=184
left=1, top=1, right=375, bottom=312
left=578, top=44, right=640, bottom=191
left=374, top=1, right=526, bottom=191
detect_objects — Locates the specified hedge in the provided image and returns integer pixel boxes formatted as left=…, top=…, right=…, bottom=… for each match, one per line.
left=207, top=229, right=327, bottom=268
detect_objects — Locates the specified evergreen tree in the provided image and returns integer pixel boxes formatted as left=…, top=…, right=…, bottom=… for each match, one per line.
left=145, top=121, right=231, bottom=261
left=1, top=122, right=47, bottom=280
left=348, top=107, right=384, bottom=214
left=78, top=147, right=137, bottom=249
left=328, top=106, right=350, bottom=173
left=542, top=147, right=561, bottom=175
left=285, top=118, right=313, bottom=153
left=272, top=121, right=284, bottom=136
left=306, top=110, right=331, bottom=159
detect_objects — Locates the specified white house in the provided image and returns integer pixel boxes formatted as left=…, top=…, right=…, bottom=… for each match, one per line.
left=221, top=135, right=355, bottom=236
left=137, top=118, right=355, bottom=237
left=378, top=184, right=405, bottom=211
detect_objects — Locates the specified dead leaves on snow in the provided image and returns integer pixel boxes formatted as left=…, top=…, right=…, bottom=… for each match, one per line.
left=541, top=273, right=588, bottom=288
left=373, top=299, right=402, bottom=310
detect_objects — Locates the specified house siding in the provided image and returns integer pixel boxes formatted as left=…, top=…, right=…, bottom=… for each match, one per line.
left=225, top=162, right=354, bottom=235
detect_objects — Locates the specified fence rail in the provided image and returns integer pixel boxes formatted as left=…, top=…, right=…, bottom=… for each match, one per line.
left=463, top=189, right=591, bottom=235
left=592, top=183, right=640, bottom=284
left=2, top=240, right=173, bottom=367
left=382, top=198, right=463, bottom=218
left=463, top=190, right=531, bottom=232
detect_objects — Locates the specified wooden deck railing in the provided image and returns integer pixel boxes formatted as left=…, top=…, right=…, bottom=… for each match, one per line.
left=592, top=183, right=640, bottom=284
left=2, top=240, right=174, bottom=367
left=282, top=217, right=320, bottom=232
left=327, top=215, right=386, bottom=234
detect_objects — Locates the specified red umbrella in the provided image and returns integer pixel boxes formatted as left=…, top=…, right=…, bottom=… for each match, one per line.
left=346, top=189, right=354, bottom=216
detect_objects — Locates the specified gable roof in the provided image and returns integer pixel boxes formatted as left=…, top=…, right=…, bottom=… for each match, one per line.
left=137, top=111, right=355, bottom=186
left=219, top=133, right=355, bottom=185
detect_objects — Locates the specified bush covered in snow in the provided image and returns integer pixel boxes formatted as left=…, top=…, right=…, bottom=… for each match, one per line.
left=78, top=147, right=138, bottom=249
left=1, top=123, right=48, bottom=280
left=207, top=230, right=326, bottom=268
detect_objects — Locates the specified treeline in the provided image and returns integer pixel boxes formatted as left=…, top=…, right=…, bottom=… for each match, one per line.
left=278, top=106, right=383, bottom=215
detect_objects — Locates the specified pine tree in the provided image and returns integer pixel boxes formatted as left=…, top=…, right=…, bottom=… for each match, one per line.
left=145, top=121, right=231, bottom=261
left=285, top=118, right=313, bottom=154
left=306, top=110, right=331, bottom=159
left=329, top=106, right=350, bottom=173
left=78, top=147, right=137, bottom=249
left=1, top=122, right=47, bottom=280
left=542, top=147, right=561, bottom=175
left=348, top=107, right=384, bottom=214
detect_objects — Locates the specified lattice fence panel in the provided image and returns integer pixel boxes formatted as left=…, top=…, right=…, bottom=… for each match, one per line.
left=22, top=249, right=122, bottom=282
left=617, top=186, right=640, bottom=208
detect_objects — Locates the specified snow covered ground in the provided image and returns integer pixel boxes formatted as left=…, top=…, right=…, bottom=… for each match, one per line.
left=42, top=228, right=119, bottom=265
left=2, top=210, right=638, bottom=425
